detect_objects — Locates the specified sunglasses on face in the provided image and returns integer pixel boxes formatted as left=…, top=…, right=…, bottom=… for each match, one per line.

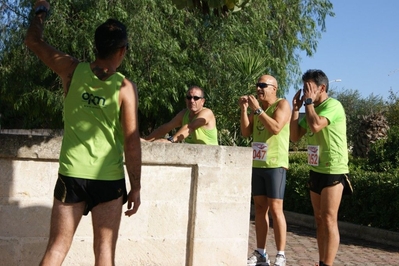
left=256, top=83, right=275, bottom=89
left=186, top=96, right=204, bottom=101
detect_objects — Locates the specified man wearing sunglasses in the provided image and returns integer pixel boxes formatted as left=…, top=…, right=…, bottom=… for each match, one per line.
left=145, top=86, right=218, bottom=145
left=290, top=69, right=350, bottom=266
left=239, top=75, right=291, bottom=266
left=25, top=1, right=142, bottom=265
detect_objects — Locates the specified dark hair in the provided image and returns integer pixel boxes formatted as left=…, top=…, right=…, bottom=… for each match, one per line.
left=302, top=69, right=329, bottom=92
left=187, top=86, right=205, bottom=98
left=94, top=19, right=127, bottom=59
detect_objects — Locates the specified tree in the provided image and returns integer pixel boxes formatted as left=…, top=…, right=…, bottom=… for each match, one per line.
left=171, top=0, right=251, bottom=15
left=331, top=89, right=386, bottom=149
left=385, top=89, right=399, bottom=127
left=1, top=0, right=132, bottom=128
left=0, top=0, right=334, bottom=146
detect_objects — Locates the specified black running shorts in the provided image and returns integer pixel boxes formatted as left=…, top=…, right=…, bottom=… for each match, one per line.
left=54, top=173, right=128, bottom=215
left=308, top=170, right=349, bottom=195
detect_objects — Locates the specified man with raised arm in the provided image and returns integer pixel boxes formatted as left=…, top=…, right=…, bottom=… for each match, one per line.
left=290, top=69, right=350, bottom=266
left=240, top=75, right=291, bottom=266
left=25, top=1, right=142, bottom=265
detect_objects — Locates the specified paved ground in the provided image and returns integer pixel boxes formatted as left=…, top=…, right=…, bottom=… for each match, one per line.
left=248, top=220, right=399, bottom=265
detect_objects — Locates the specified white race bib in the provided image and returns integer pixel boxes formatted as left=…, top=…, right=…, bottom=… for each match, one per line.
left=252, top=142, right=268, bottom=161
left=307, top=145, right=319, bottom=166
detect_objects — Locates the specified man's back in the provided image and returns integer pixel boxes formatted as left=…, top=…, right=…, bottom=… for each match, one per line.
left=59, top=62, right=126, bottom=180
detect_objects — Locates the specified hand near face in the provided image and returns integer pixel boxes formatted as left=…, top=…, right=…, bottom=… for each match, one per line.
left=292, top=89, right=303, bottom=111
left=247, top=95, right=260, bottom=111
left=238, top=96, right=249, bottom=110
left=302, top=81, right=318, bottom=101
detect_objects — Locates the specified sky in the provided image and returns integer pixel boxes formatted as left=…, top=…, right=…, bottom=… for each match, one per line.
left=286, top=0, right=399, bottom=104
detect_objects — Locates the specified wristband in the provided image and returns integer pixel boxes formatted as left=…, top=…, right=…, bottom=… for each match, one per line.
left=254, top=108, right=263, bottom=115
left=167, top=136, right=175, bottom=143
left=304, top=98, right=314, bottom=106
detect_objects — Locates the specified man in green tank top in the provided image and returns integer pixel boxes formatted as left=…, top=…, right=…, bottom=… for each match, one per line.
left=290, top=69, right=350, bottom=266
left=144, top=86, right=218, bottom=145
left=240, top=75, right=291, bottom=266
left=25, top=1, right=142, bottom=265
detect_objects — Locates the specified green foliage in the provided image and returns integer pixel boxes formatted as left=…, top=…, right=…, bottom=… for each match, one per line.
left=331, top=89, right=386, bottom=147
left=0, top=0, right=128, bottom=128
left=385, top=89, right=399, bottom=127
left=171, top=0, right=251, bottom=14
left=0, top=0, right=334, bottom=143
left=367, top=126, right=399, bottom=172
left=285, top=152, right=313, bottom=215
left=289, top=138, right=307, bottom=151
left=213, top=48, right=269, bottom=146
left=339, top=167, right=399, bottom=231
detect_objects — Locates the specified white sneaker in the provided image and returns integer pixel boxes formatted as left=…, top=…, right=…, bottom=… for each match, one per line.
left=247, top=250, right=270, bottom=266
left=273, top=254, right=286, bottom=266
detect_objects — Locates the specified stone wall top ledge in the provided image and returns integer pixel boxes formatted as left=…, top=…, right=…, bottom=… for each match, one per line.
left=0, top=132, right=252, bottom=165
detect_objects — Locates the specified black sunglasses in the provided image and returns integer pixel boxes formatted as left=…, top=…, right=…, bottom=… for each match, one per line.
left=256, top=83, right=276, bottom=89
left=186, top=96, right=204, bottom=101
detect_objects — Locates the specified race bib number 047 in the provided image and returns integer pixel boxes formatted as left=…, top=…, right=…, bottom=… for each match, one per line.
left=252, top=142, right=268, bottom=161
left=307, top=145, right=319, bottom=166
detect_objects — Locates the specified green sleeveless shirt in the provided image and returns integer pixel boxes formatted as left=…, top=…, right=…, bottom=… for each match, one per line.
left=252, top=99, right=289, bottom=168
left=58, top=62, right=125, bottom=180
left=182, top=108, right=218, bottom=145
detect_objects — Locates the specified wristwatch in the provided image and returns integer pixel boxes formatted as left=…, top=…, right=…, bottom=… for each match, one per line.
left=254, top=108, right=263, bottom=115
left=304, top=98, right=313, bottom=106
left=35, top=5, right=48, bottom=15
left=167, top=136, right=175, bottom=143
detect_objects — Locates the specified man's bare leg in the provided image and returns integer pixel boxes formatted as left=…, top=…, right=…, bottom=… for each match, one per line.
left=268, top=198, right=286, bottom=251
left=40, top=199, right=85, bottom=266
left=310, top=192, right=324, bottom=262
left=92, top=196, right=123, bottom=266
left=311, top=184, right=343, bottom=265
left=253, top=195, right=270, bottom=250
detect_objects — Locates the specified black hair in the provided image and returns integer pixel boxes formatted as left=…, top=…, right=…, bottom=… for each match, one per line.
left=187, top=86, right=205, bottom=98
left=302, top=69, right=329, bottom=92
left=94, top=19, right=128, bottom=59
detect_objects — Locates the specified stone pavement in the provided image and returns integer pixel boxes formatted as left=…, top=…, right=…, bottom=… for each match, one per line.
left=248, top=213, right=399, bottom=265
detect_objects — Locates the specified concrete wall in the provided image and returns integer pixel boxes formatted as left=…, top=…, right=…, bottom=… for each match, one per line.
left=0, top=132, right=253, bottom=266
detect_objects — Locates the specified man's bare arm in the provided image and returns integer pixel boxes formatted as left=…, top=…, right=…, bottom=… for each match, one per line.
left=171, top=108, right=214, bottom=142
left=120, top=79, right=142, bottom=216
left=290, top=110, right=306, bottom=142
left=239, top=96, right=253, bottom=137
left=145, top=111, right=184, bottom=141
left=257, top=99, right=291, bottom=135
left=25, top=0, right=78, bottom=95
left=304, top=105, right=329, bottom=133
left=290, top=89, right=306, bottom=142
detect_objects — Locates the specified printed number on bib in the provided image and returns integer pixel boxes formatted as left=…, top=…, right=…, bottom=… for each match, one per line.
left=307, top=145, right=319, bottom=166
left=252, top=142, right=268, bottom=161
